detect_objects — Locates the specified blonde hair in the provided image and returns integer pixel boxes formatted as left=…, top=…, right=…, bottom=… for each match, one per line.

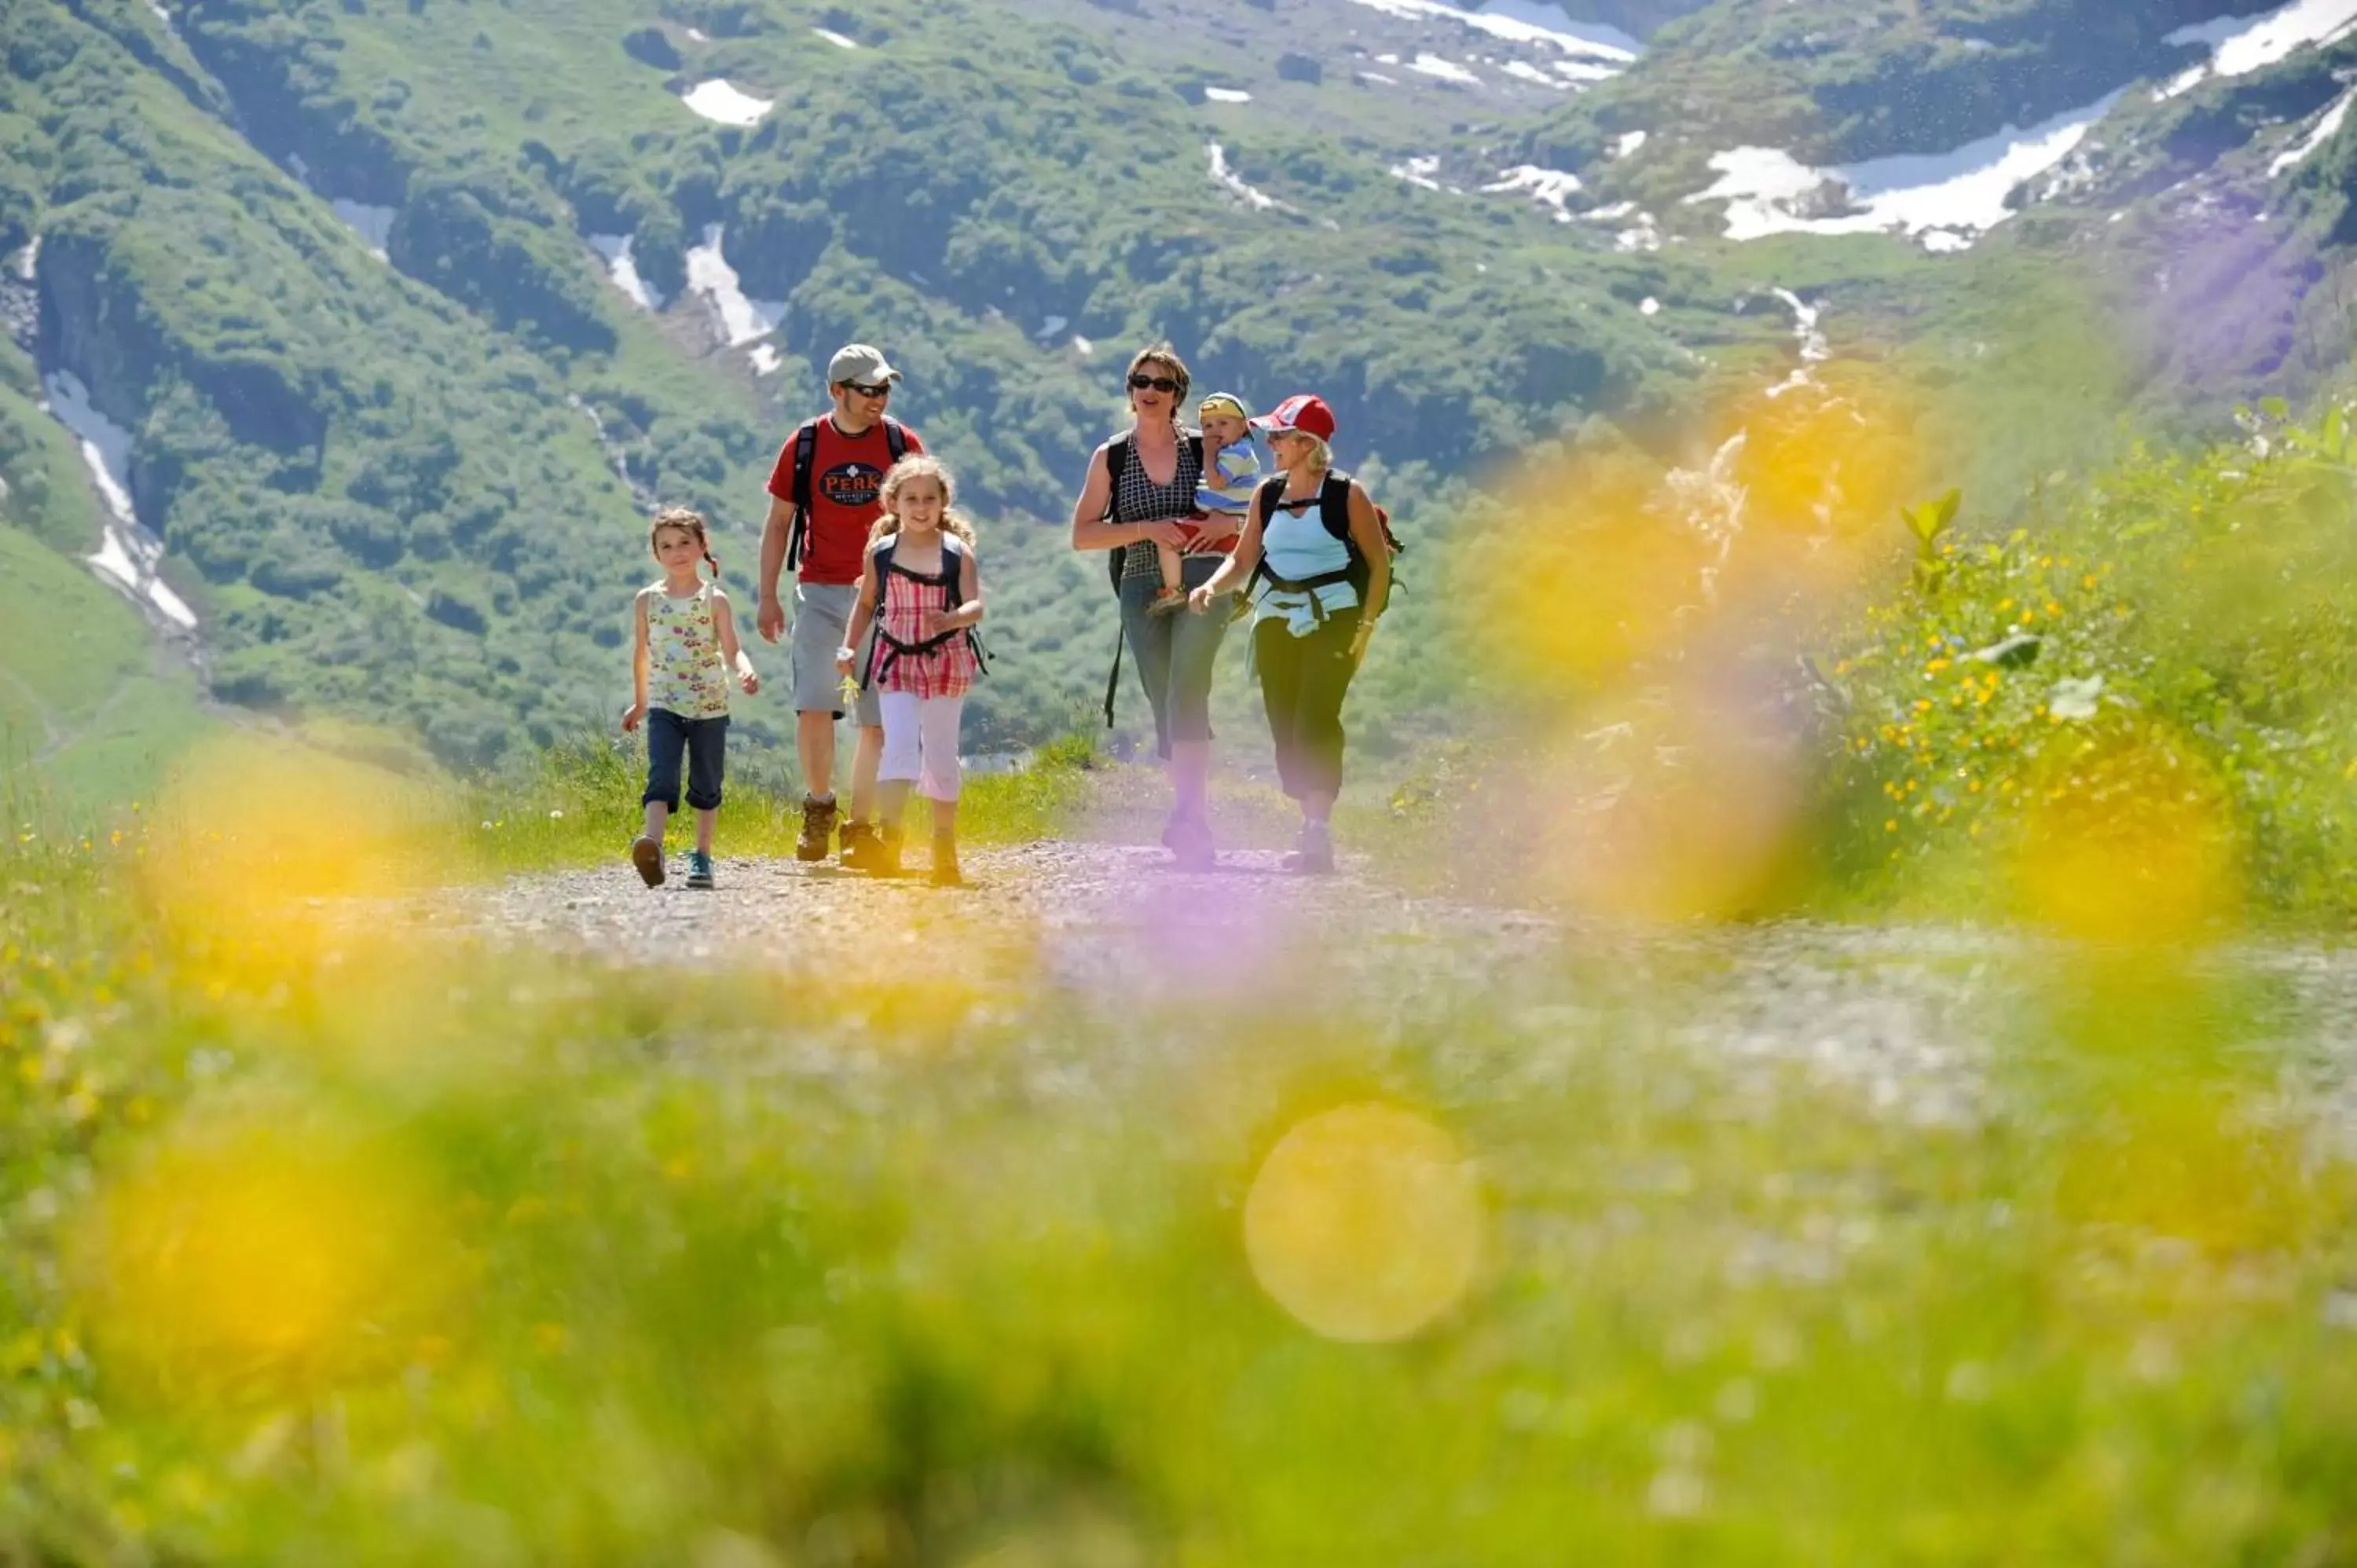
left=1281, top=432, right=1332, bottom=478
left=871, top=455, right=977, bottom=548
left=650, top=506, right=719, bottom=580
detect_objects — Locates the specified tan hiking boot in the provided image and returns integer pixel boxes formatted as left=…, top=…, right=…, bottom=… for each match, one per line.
left=796, top=795, right=838, bottom=863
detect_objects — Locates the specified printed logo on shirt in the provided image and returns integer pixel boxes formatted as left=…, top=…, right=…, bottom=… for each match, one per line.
left=819, top=462, right=886, bottom=510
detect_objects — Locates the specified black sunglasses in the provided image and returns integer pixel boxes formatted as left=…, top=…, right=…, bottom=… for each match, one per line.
left=844, top=380, right=893, bottom=398
left=1127, top=374, right=1182, bottom=394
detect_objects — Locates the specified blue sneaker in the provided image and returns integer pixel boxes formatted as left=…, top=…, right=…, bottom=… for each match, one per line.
left=684, top=850, right=715, bottom=890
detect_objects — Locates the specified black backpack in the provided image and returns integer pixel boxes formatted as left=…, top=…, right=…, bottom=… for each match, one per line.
left=1099, top=428, right=1206, bottom=726
left=786, top=414, right=910, bottom=573
left=1245, top=470, right=1402, bottom=624
left=860, top=533, right=987, bottom=689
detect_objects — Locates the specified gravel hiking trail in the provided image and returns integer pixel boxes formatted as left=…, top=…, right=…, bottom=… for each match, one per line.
left=428, top=841, right=2039, bottom=1127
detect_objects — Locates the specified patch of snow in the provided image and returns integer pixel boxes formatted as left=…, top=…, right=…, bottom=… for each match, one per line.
left=13, top=236, right=36, bottom=283
left=1482, top=163, right=1583, bottom=219
left=1691, top=92, right=2119, bottom=250
left=149, top=2, right=175, bottom=31
left=1615, top=130, right=1648, bottom=158
left=813, top=27, right=858, bottom=49
left=1410, top=53, right=1483, bottom=85
left=680, top=79, right=772, bottom=127
left=1391, top=154, right=1445, bottom=190
left=1501, top=60, right=1570, bottom=88
left=1639, top=296, right=1661, bottom=315
left=1204, top=86, right=1254, bottom=103
left=1552, top=57, right=1623, bottom=83
left=1582, top=200, right=1637, bottom=220
left=687, top=27, right=708, bottom=41
left=42, top=373, right=135, bottom=529
left=748, top=344, right=783, bottom=376
left=1921, top=229, right=1975, bottom=252
left=1341, top=0, right=1638, bottom=61
left=1359, top=71, right=1400, bottom=84
left=42, top=372, right=196, bottom=630
left=684, top=225, right=784, bottom=347
left=1208, top=142, right=1290, bottom=211
left=1037, top=314, right=1070, bottom=339
left=2164, top=0, right=2357, bottom=97
left=1072, top=335, right=1095, bottom=356
left=588, top=233, right=664, bottom=311
left=332, top=200, right=396, bottom=261
left=1376, top=52, right=1402, bottom=64
left=1612, top=211, right=1662, bottom=251
left=2271, top=86, right=2355, bottom=174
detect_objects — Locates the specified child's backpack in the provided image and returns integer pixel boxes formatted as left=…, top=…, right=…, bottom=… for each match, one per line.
left=860, top=533, right=987, bottom=689
left=1098, top=427, right=1207, bottom=726
left=786, top=414, right=911, bottom=572
left=1245, top=471, right=1402, bottom=624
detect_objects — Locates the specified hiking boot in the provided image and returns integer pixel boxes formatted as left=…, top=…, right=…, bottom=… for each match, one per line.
left=796, top=795, right=838, bottom=862
left=839, top=819, right=889, bottom=871
left=1165, top=811, right=1216, bottom=871
left=684, top=849, right=715, bottom=890
left=1281, top=819, right=1335, bottom=875
left=629, top=835, right=665, bottom=888
left=930, top=834, right=963, bottom=888
left=876, top=825, right=904, bottom=877
left=1147, top=587, right=1188, bottom=617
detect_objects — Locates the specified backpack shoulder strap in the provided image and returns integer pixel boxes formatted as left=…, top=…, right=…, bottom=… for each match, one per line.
left=871, top=534, right=896, bottom=580
left=883, top=417, right=908, bottom=464
left=791, top=417, right=823, bottom=509
left=1186, top=431, right=1204, bottom=472
left=1101, top=433, right=1132, bottom=519
left=1319, top=471, right=1354, bottom=546
left=1254, top=474, right=1288, bottom=522
left=937, top=535, right=966, bottom=603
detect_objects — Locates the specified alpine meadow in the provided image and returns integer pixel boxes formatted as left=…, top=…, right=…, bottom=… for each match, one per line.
left=14, top=0, right=2357, bottom=1562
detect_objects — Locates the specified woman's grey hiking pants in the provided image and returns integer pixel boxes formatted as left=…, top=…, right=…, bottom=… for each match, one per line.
left=1117, top=555, right=1230, bottom=760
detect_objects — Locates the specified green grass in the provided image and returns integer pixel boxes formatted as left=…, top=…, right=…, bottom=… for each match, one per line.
left=5, top=789, right=2357, bottom=1562
left=0, top=526, right=215, bottom=819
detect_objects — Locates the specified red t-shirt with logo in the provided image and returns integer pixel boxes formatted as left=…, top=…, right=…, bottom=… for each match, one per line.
left=764, top=417, right=926, bottom=586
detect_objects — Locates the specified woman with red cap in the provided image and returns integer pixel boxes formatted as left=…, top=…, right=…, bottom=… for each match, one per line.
left=1190, top=394, right=1391, bottom=874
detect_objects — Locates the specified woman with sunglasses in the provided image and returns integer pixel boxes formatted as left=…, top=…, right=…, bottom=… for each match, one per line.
left=1069, top=344, right=1243, bottom=867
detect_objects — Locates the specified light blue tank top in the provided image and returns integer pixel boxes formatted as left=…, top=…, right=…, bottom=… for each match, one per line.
left=1255, top=496, right=1358, bottom=637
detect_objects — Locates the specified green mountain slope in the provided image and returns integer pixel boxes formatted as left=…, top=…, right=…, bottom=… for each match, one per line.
left=2, top=0, right=1783, bottom=785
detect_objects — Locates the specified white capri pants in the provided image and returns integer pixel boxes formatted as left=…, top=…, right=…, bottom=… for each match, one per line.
left=877, top=691, right=965, bottom=802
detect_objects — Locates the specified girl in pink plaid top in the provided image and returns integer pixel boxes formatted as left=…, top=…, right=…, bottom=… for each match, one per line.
left=838, top=456, right=985, bottom=885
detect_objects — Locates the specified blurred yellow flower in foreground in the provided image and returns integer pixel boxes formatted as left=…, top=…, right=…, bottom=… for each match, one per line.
left=2012, top=727, right=2240, bottom=943
left=139, top=736, right=433, bottom=986
left=76, top=1116, right=460, bottom=1401
left=1244, top=1103, right=1481, bottom=1344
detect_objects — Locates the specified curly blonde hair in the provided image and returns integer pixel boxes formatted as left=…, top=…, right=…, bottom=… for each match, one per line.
left=871, top=455, right=977, bottom=548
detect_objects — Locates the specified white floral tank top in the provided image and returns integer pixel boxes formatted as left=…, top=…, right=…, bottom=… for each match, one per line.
left=645, top=581, right=730, bottom=719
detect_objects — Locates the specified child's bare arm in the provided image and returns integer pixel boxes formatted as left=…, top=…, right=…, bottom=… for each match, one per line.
left=713, top=588, right=759, bottom=694
left=623, top=592, right=651, bottom=731
left=838, top=549, right=882, bottom=673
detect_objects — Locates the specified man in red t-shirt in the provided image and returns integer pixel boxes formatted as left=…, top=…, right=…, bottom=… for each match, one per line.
left=757, top=343, right=926, bottom=866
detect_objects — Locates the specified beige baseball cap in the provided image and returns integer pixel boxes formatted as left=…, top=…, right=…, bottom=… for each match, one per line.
left=827, top=343, right=901, bottom=387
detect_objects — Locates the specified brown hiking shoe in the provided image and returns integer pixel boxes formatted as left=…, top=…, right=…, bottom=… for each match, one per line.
left=875, top=826, right=904, bottom=877
left=629, top=835, right=665, bottom=888
left=839, top=820, right=888, bottom=871
left=796, top=795, right=838, bottom=863
left=930, top=835, right=963, bottom=888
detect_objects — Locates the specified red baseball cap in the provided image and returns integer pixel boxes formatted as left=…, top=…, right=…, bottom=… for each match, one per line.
left=1251, top=393, right=1336, bottom=441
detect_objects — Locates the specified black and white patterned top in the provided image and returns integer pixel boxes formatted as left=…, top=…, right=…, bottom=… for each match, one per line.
left=1112, top=427, right=1204, bottom=582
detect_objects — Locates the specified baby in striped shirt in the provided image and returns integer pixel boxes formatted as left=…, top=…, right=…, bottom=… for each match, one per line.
left=1150, top=391, right=1262, bottom=615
